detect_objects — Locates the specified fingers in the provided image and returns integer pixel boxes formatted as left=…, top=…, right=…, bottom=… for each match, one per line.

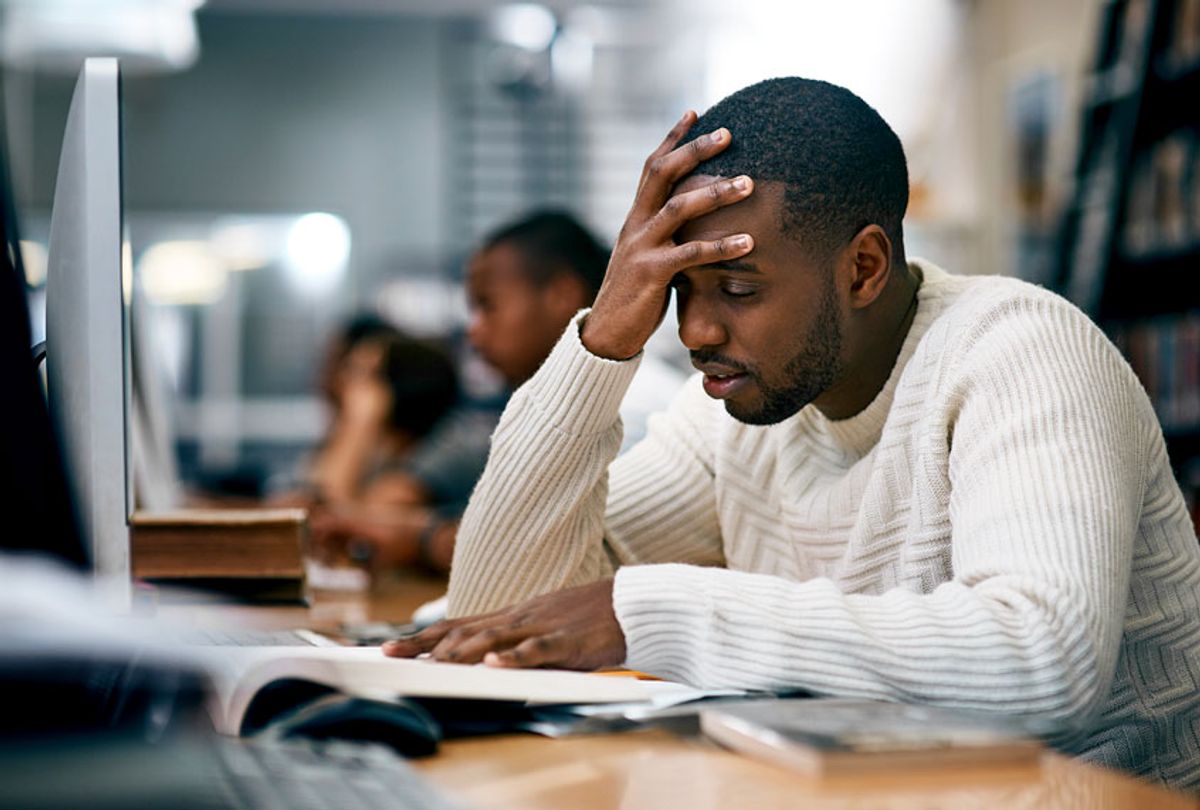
left=484, top=633, right=571, bottom=669
left=382, top=614, right=565, bottom=667
left=381, top=616, right=474, bottom=658
left=427, top=623, right=533, bottom=664
left=647, top=175, right=753, bottom=240
left=666, top=233, right=755, bottom=270
left=640, top=110, right=698, bottom=180
left=631, top=125, right=732, bottom=222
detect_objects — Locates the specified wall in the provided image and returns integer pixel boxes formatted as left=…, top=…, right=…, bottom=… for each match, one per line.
left=965, top=0, right=1103, bottom=278
left=8, top=10, right=449, bottom=298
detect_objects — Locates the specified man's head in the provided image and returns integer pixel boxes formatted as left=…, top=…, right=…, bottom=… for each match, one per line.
left=466, top=210, right=608, bottom=386
left=671, top=78, right=911, bottom=425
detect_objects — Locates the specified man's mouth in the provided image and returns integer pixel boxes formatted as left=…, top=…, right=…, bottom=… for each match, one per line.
left=693, top=361, right=752, bottom=400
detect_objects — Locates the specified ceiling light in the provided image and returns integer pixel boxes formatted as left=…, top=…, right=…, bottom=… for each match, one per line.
left=489, top=3, right=557, bottom=53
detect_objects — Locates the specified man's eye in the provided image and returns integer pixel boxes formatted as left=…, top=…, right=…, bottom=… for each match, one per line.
left=721, top=285, right=756, bottom=298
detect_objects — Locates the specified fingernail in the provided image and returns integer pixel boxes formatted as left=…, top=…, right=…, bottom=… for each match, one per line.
left=731, top=235, right=752, bottom=249
left=732, top=176, right=750, bottom=191
left=710, top=128, right=727, bottom=143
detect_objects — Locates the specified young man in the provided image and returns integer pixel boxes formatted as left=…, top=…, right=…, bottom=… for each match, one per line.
left=313, top=211, right=683, bottom=571
left=384, top=78, right=1200, bottom=789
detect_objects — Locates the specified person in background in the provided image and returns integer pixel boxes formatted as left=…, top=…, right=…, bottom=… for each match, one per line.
left=302, top=315, right=459, bottom=505
left=312, top=210, right=686, bottom=574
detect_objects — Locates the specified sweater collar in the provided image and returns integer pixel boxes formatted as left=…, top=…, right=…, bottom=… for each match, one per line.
left=802, top=259, right=944, bottom=458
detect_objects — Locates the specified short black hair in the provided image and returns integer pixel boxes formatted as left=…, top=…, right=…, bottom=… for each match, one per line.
left=482, top=210, right=609, bottom=301
left=684, top=77, right=908, bottom=266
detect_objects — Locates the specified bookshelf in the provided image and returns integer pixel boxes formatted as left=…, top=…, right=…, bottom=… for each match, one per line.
left=1056, top=0, right=1200, bottom=532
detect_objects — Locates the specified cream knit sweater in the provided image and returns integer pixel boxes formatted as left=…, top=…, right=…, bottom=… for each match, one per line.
left=448, top=260, right=1200, bottom=790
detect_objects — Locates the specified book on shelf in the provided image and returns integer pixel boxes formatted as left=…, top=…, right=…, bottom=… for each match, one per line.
left=700, top=698, right=1055, bottom=777
left=1167, top=0, right=1200, bottom=70
left=1122, top=130, right=1198, bottom=259
left=1111, top=314, right=1200, bottom=433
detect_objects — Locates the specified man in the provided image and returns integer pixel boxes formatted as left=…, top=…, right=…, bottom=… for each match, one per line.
left=384, top=78, right=1200, bottom=790
left=313, top=211, right=684, bottom=571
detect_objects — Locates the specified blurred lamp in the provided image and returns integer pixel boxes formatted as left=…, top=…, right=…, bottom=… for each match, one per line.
left=139, top=240, right=228, bottom=306
left=18, top=240, right=47, bottom=287
left=488, top=3, right=557, bottom=53
left=0, top=0, right=205, bottom=74
left=284, top=212, right=350, bottom=298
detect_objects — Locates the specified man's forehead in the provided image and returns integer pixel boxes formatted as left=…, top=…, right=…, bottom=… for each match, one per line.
left=672, top=174, right=788, bottom=239
left=468, top=242, right=541, bottom=293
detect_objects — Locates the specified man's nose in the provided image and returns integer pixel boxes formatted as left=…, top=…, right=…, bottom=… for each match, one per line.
left=677, top=295, right=727, bottom=351
left=466, top=314, right=486, bottom=348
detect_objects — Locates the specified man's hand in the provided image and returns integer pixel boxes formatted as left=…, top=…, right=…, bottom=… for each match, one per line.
left=382, top=579, right=625, bottom=671
left=581, top=111, right=754, bottom=360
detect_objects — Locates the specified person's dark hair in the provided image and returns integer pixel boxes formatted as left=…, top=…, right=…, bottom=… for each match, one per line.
left=321, top=314, right=458, bottom=438
left=482, top=210, right=609, bottom=301
left=338, top=314, right=397, bottom=349
left=684, top=77, right=908, bottom=267
left=379, top=334, right=459, bottom=439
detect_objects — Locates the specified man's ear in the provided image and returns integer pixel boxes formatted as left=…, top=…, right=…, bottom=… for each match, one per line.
left=542, top=271, right=590, bottom=319
left=841, top=225, right=892, bottom=311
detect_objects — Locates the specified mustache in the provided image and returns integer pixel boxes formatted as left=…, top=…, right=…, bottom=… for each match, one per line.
left=689, top=351, right=753, bottom=375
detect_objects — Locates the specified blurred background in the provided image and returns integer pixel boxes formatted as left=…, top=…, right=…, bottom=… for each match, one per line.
left=2, top=0, right=1197, bottom=522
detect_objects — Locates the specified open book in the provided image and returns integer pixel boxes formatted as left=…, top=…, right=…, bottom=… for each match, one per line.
left=205, top=645, right=672, bottom=736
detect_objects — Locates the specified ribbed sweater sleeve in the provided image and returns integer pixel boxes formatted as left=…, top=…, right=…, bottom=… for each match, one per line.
left=614, top=295, right=1151, bottom=723
left=446, top=311, right=631, bottom=617
left=449, top=310, right=729, bottom=615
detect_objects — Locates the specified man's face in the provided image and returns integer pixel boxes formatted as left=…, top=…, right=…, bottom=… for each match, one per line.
left=466, top=242, right=573, bottom=387
left=672, top=177, right=844, bottom=425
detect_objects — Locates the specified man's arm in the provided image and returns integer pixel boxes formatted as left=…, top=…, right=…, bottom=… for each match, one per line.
left=402, top=297, right=1156, bottom=728
left=612, top=301, right=1152, bottom=720
left=445, top=322, right=725, bottom=616
left=446, top=112, right=755, bottom=618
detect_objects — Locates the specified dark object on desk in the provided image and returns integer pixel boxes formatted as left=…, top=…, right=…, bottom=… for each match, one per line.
left=339, top=619, right=422, bottom=646
left=267, top=693, right=442, bottom=758
left=701, top=698, right=1052, bottom=777
left=0, top=730, right=462, bottom=810
left=0, top=653, right=209, bottom=741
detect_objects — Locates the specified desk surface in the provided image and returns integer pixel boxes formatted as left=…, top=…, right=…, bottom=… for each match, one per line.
left=167, top=572, right=1196, bottom=810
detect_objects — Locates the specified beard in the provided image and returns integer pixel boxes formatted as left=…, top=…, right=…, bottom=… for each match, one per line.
left=697, top=279, right=844, bottom=426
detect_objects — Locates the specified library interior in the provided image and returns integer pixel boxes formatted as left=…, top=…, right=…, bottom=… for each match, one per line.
left=2, top=1, right=1200, bottom=808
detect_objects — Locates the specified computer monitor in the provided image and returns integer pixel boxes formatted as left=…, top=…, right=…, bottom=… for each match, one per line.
left=0, top=112, right=87, bottom=571
left=129, top=273, right=183, bottom=513
left=44, top=57, right=130, bottom=599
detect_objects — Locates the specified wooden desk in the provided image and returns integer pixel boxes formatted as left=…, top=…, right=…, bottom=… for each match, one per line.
left=168, top=573, right=1196, bottom=810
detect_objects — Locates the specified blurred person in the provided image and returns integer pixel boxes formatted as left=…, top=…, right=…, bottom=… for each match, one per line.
left=313, top=210, right=686, bottom=573
left=303, top=315, right=459, bottom=505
